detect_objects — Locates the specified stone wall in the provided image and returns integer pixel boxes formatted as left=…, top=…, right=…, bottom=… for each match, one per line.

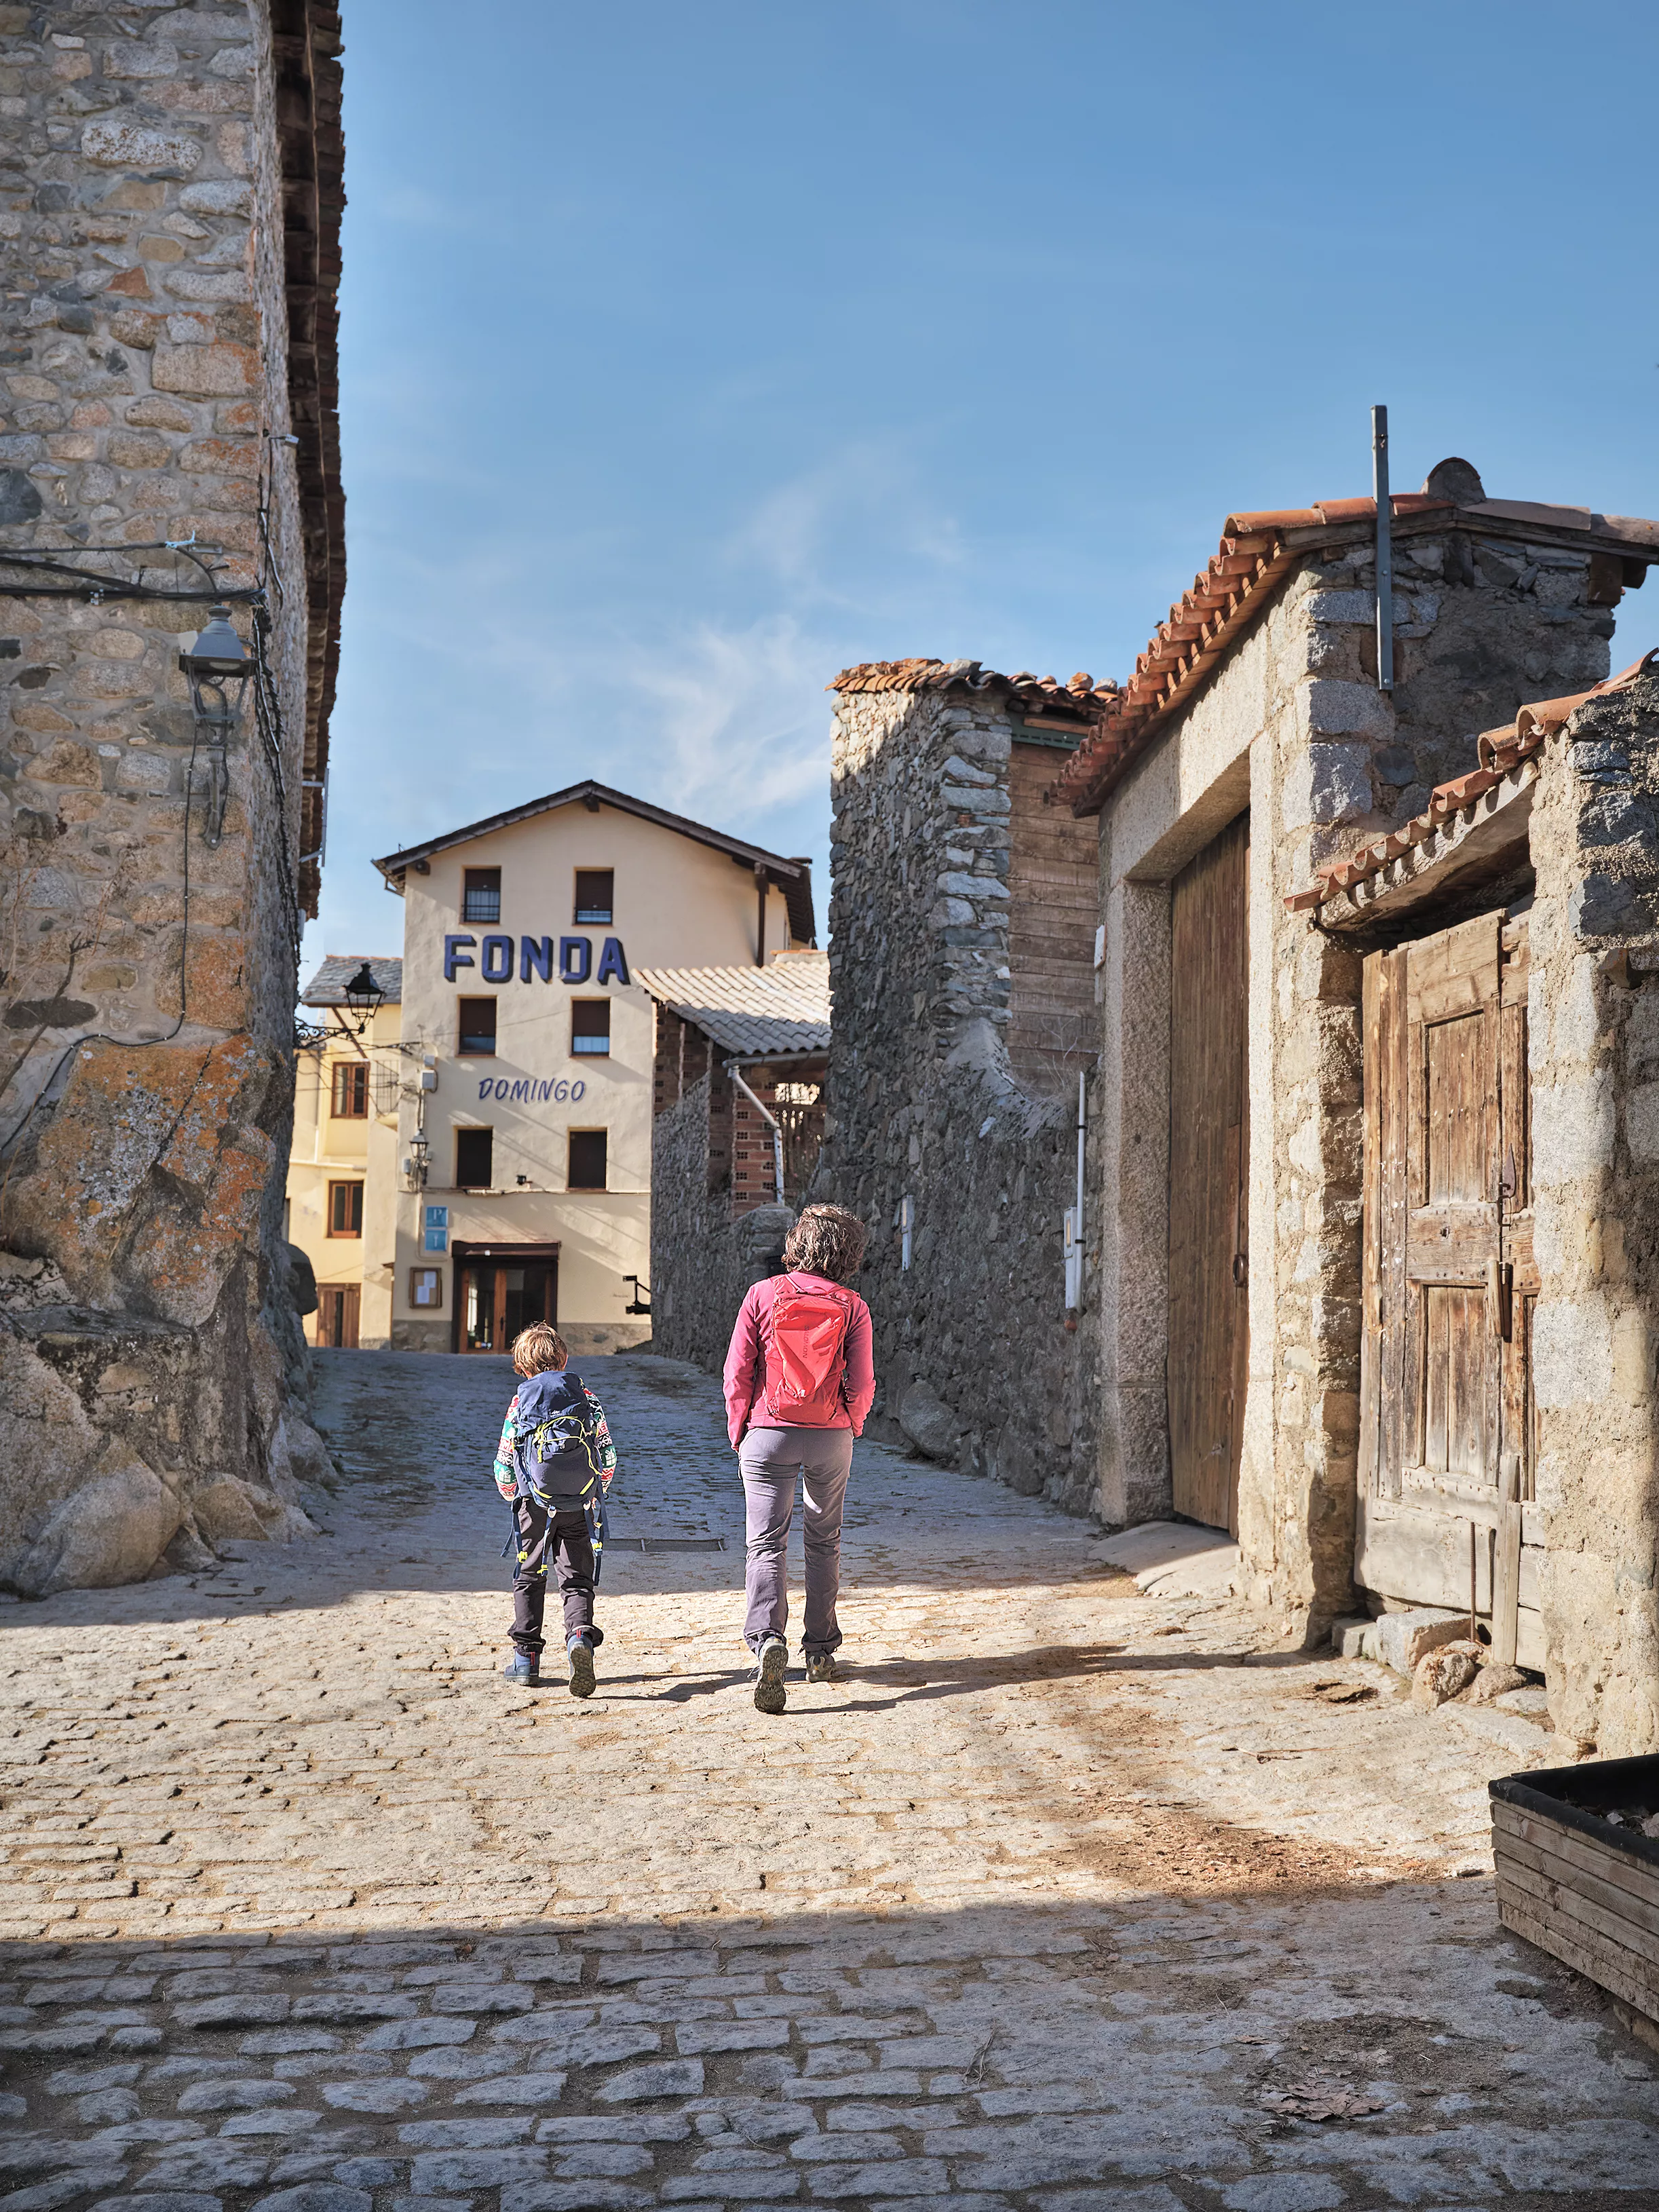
left=1099, top=516, right=1624, bottom=1638
left=823, top=683, right=1100, bottom=1514
left=0, top=1, right=345, bottom=1593
left=1525, top=669, right=1659, bottom=1756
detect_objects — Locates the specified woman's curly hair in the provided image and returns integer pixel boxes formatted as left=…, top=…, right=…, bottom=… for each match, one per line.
left=782, top=1203, right=868, bottom=1284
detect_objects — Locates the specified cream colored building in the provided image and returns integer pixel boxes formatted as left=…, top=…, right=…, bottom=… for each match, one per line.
left=363, top=781, right=816, bottom=1354
left=286, top=957, right=406, bottom=1349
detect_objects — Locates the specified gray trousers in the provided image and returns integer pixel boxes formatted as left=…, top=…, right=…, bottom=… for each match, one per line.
left=739, top=1425, right=854, bottom=1657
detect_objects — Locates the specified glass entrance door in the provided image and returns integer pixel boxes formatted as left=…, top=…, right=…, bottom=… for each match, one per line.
left=458, top=1258, right=557, bottom=1352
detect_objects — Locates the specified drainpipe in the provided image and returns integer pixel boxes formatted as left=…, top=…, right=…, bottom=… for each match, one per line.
left=1373, top=402, right=1394, bottom=693
left=1064, top=1070, right=1086, bottom=1311
left=728, top=1063, right=786, bottom=1207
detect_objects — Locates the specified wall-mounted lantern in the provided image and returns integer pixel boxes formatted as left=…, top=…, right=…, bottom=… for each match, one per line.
left=341, top=960, right=385, bottom=1033
left=178, top=604, right=251, bottom=848
left=405, top=1126, right=430, bottom=1191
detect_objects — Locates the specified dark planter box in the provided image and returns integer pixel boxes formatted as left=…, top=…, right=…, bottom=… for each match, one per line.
left=1490, top=1755, right=1659, bottom=2025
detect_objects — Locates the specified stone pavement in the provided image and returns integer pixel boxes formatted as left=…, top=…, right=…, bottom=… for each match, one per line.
left=2, top=1348, right=1657, bottom=2210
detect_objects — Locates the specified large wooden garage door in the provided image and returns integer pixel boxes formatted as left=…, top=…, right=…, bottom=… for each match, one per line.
left=1358, top=910, right=1541, bottom=1664
left=1168, top=810, right=1249, bottom=1534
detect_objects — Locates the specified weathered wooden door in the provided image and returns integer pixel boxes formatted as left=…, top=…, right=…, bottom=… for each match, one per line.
left=1168, top=810, right=1250, bottom=1534
left=1358, top=911, right=1541, bottom=1663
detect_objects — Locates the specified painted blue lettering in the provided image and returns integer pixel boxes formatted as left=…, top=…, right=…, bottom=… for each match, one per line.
left=571, top=1079, right=586, bottom=1103
left=478, top=1079, right=491, bottom=1101
left=482, top=933, right=514, bottom=984
left=538, top=1080, right=554, bottom=1102
left=444, top=934, right=476, bottom=983
left=596, top=936, right=630, bottom=987
left=510, top=1078, right=529, bottom=1102
left=520, top=935, right=554, bottom=984
left=554, top=1078, right=569, bottom=1104
left=559, top=934, right=592, bottom=985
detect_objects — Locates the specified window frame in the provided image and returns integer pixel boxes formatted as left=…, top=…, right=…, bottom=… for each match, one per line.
left=457, top=995, right=498, bottom=1057
left=567, top=1126, right=608, bottom=1192
left=455, top=1125, right=495, bottom=1191
left=461, top=866, right=502, bottom=924
left=330, top=1058, right=369, bottom=1118
left=573, top=868, right=614, bottom=926
left=326, top=1179, right=364, bottom=1238
left=570, top=998, right=611, bottom=1056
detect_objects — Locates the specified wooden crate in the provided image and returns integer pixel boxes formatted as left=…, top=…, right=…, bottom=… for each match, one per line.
left=1490, top=1755, right=1659, bottom=2024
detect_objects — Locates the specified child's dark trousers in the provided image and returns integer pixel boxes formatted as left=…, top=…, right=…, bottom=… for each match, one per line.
left=510, top=1495, right=596, bottom=1656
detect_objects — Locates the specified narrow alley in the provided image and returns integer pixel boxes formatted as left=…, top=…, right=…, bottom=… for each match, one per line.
left=1, top=1350, right=1656, bottom=2208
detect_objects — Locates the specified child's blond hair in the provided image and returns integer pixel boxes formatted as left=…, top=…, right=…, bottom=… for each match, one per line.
left=512, top=1322, right=568, bottom=1375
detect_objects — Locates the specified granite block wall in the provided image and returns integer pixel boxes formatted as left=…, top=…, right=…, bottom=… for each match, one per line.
left=0, top=0, right=344, bottom=1593
left=823, top=683, right=1100, bottom=1516
left=1524, top=669, right=1659, bottom=1755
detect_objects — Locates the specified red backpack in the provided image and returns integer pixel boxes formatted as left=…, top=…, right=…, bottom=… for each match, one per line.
left=760, top=1275, right=856, bottom=1427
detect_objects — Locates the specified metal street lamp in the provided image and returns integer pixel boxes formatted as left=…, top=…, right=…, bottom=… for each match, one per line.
left=406, top=1126, right=430, bottom=1191
left=341, top=960, right=385, bottom=1033
left=178, top=604, right=251, bottom=848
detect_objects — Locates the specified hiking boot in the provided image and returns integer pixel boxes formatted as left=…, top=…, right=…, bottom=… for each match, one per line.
left=805, top=1653, right=840, bottom=1685
left=753, top=1635, right=788, bottom=1715
left=567, top=1636, right=596, bottom=1700
left=502, top=1652, right=539, bottom=1687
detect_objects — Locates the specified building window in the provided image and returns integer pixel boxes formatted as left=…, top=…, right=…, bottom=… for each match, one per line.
left=409, top=1266, right=444, bottom=1310
left=331, top=1059, right=368, bottom=1118
left=326, top=1180, right=364, bottom=1237
left=462, top=867, right=501, bottom=923
left=574, top=869, right=613, bottom=925
left=457, top=997, right=497, bottom=1056
left=568, top=1128, right=607, bottom=1191
left=571, top=999, right=611, bottom=1056
left=456, top=1126, right=494, bottom=1189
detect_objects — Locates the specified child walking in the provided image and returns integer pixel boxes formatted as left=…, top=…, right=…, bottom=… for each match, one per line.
left=493, top=1322, right=617, bottom=1698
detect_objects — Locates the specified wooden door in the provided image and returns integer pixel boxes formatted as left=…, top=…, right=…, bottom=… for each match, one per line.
left=318, top=1284, right=360, bottom=1349
left=1168, top=810, right=1250, bottom=1533
left=1358, top=911, right=1540, bottom=1660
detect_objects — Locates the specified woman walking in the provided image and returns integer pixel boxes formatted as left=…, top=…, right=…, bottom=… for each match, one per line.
left=723, top=1203, right=875, bottom=1713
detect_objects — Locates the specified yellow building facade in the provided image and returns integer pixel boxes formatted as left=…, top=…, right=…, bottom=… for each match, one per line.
left=286, top=957, right=405, bottom=1348
left=356, top=781, right=814, bottom=1354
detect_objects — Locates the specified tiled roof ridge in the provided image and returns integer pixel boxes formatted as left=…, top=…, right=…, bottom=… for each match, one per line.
left=635, top=951, right=831, bottom=1059
left=830, top=658, right=1120, bottom=711
left=1284, top=649, right=1659, bottom=915
left=299, top=953, right=404, bottom=1007
left=1052, top=492, right=1659, bottom=818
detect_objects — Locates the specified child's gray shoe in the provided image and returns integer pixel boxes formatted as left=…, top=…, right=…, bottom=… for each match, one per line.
left=567, top=1637, right=596, bottom=1699
left=805, top=1653, right=840, bottom=1684
left=753, top=1635, right=788, bottom=1715
left=503, top=1652, right=539, bottom=1687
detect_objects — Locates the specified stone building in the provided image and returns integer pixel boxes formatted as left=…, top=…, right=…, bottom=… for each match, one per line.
left=821, top=664, right=1102, bottom=1509
left=368, top=782, right=814, bottom=1356
left=1283, top=655, right=1659, bottom=1756
left=0, top=1, right=345, bottom=1593
left=641, top=949, right=829, bottom=1373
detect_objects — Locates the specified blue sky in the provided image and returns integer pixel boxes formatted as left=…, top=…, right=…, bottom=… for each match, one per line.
left=307, top=0, right=1659, bottom=972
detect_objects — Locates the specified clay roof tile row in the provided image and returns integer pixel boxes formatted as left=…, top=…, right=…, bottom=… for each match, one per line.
left=1052, top=491, right=1659, bottom=817
left=1283, top=649, right=1659, bottom=915
left=830, top=659, right=1119, bottom=713
left=634, top=949, right=831, bottom=1060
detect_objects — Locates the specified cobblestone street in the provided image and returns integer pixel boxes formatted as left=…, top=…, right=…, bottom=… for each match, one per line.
left=3, top=1350, right=1658, bottom=2209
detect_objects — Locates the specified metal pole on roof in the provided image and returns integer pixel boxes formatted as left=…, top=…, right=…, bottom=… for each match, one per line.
left=1372, top=404, right=1394, bottom=693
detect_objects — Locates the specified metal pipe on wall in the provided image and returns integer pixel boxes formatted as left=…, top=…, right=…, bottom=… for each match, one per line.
left=728, top=1063, right=786, bottom=1208
left=1373, top=402, right=1394, bottom=693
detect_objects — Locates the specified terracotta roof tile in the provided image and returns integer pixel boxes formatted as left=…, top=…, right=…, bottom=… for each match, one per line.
left=1283, top=649, right=1659, bottom=915
left=829, top=659, right=1119, bottom=715
left=635, top=950, right=831, bottom=1060
left=1053, top=490, right=1659, bottom=817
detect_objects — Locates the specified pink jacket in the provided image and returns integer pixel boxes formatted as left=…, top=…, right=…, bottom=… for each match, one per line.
left=723, top=1270, right=875, bottom=1447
